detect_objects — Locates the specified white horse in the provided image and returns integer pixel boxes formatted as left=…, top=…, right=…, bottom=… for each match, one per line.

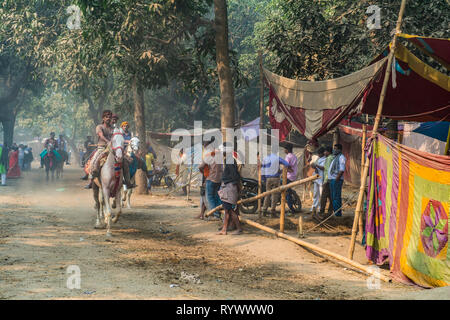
left=121, top=137, right=141, bottom=209
left=93, top=129, right=125, bottom=236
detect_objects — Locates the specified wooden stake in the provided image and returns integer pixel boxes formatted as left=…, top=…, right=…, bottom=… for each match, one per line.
left=280, top=167, right=287, bottom=232
left=241, top=218, right=391, bottom=283
left=348, top=0, right=409, bottom=260
left=205, top=175, right=319, bottom=217
left=298, top=216, right=304, bottom=238
left=358, top=124, right=367, bottom=243
left=258, top=51, right=264, bottom=217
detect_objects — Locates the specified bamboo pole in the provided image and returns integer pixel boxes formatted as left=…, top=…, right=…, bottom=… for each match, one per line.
left=241, top=218, right=391, bottom=283
left=358, top=124, right=367, bottom=243
left=205, top=175, right=319, bottom=217
left=258, top=52, right=264, bottom=217
left=258, top=157, right=262, bottom=218
left=186, top=155, right=193, bottom=201
left=348, top=0, right=409, bottom=260
left=280, top=167, right=287, bottom=232
left=298, top=216, right=304, bottom=238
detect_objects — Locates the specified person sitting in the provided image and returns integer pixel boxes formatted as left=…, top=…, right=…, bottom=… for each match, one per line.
left=84, top=110, right=113, bottom=188
left=40, top=132, right=58, bottom=168
left=120, top=122, right=133, bottom=148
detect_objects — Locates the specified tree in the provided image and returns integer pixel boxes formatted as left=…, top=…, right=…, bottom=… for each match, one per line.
left=214, top=0, right=236, bottom=137
left=257, top=0, right=450, bottom=80
left=0, top=0, right=71, bottom=146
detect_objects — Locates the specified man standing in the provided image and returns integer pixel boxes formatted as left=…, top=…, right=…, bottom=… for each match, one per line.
left=18, top=144, right=25, bottom=170
left=310, top=147, right=326, bottom=214
left=328, top=144, right=346, bottom=217
left=199, top=141, right=223, bottom=220
left=261, top=153, right=290, bottom=217
left=283, top=143, right=298, bottom=214
left=316, top=146, right=334, bottom=220
left=145, top=147, right=155, bottom=194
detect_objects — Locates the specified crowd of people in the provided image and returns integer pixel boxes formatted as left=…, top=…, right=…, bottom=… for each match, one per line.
left=0, top=142, right=35, bottom=186
left=193, top=140, right=347, bottom=235
left=309, top=143, right=347, bottom=221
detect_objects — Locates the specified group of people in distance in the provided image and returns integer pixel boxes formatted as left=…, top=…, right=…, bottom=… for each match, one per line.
left=310, top=143, right=346, bottom=221
left=0, top=142, right=35, bottom=186
left=40, top=132, right=70, bottom=168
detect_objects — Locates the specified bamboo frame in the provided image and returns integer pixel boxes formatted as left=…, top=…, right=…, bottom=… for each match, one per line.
left=358, top=124, right=367, bottom=243
left=241, top=218, right=391, bottom=283
left=348, top=0, right=409, bottom=259
left=280, top=167, right=287, bottom=232
left=258, top=52, right=264, bottom=217
left=205, top=175, right=319, bottom=217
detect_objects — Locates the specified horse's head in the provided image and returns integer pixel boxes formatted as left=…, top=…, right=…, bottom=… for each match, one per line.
left=129, top=137, right=140, bottom=153
left=111, top=128, right=125, bottom=163
left=47, top=143, right=54, bottom=152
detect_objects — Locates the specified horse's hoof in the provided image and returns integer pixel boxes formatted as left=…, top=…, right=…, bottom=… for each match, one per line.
left=106, top=231, right=112, bottom=237
left=94, top=224, right=102, bottom=229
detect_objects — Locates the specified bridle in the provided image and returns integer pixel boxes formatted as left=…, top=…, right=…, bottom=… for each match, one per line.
left=111, top=131, right=125, bottom=162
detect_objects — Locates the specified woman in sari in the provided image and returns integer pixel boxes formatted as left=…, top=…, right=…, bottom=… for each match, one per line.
left=7, top=146, right=21, bottom=178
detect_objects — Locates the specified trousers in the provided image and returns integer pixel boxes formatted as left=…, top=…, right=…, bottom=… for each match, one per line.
left=329, top=179, right=344, bottom=216
left=263, top=177, right=280, bottom=212
left=319, top=181, right=333, bottom=216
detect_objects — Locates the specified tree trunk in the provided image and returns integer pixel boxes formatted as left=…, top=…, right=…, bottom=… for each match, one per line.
left=214, top=0, right=235, bottom=141
left=132, top=75, right=148, bottom=195
left=1, top=116, right=16, bottom=148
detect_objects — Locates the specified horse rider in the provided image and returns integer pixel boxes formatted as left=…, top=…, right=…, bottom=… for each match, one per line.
left=120, top=121, right=136, bottom=190
left=85, top=110, right=135, bottom=190
left=120, top=121, right=132, bottom=148
left=40, top=132, right=59, bottom=168
left=57, top=134, right=69, bottom=165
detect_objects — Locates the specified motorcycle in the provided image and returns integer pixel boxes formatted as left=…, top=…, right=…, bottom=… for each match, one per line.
left=150, top=161, right=175, bottom=189
left=239, top=177, right=302, bottom=214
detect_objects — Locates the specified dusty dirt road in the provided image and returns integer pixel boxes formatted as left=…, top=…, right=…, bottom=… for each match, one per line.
left=0, top=166, right=423, bottom=300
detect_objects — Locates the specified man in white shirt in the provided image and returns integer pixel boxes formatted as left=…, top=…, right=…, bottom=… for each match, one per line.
left=328, top=144, right=346, bottom=217
left=311, top=147, right=326, bottom=215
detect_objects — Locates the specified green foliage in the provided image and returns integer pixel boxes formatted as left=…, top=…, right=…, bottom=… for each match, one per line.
left=258, top=0, right=450, bottom=80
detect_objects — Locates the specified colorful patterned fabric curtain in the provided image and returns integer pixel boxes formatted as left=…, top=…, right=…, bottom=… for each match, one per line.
left=365, top=135, right=450, bottom=287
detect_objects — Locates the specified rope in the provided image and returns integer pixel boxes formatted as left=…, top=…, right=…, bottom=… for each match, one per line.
left=304, top=193, right=359, bottom=233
